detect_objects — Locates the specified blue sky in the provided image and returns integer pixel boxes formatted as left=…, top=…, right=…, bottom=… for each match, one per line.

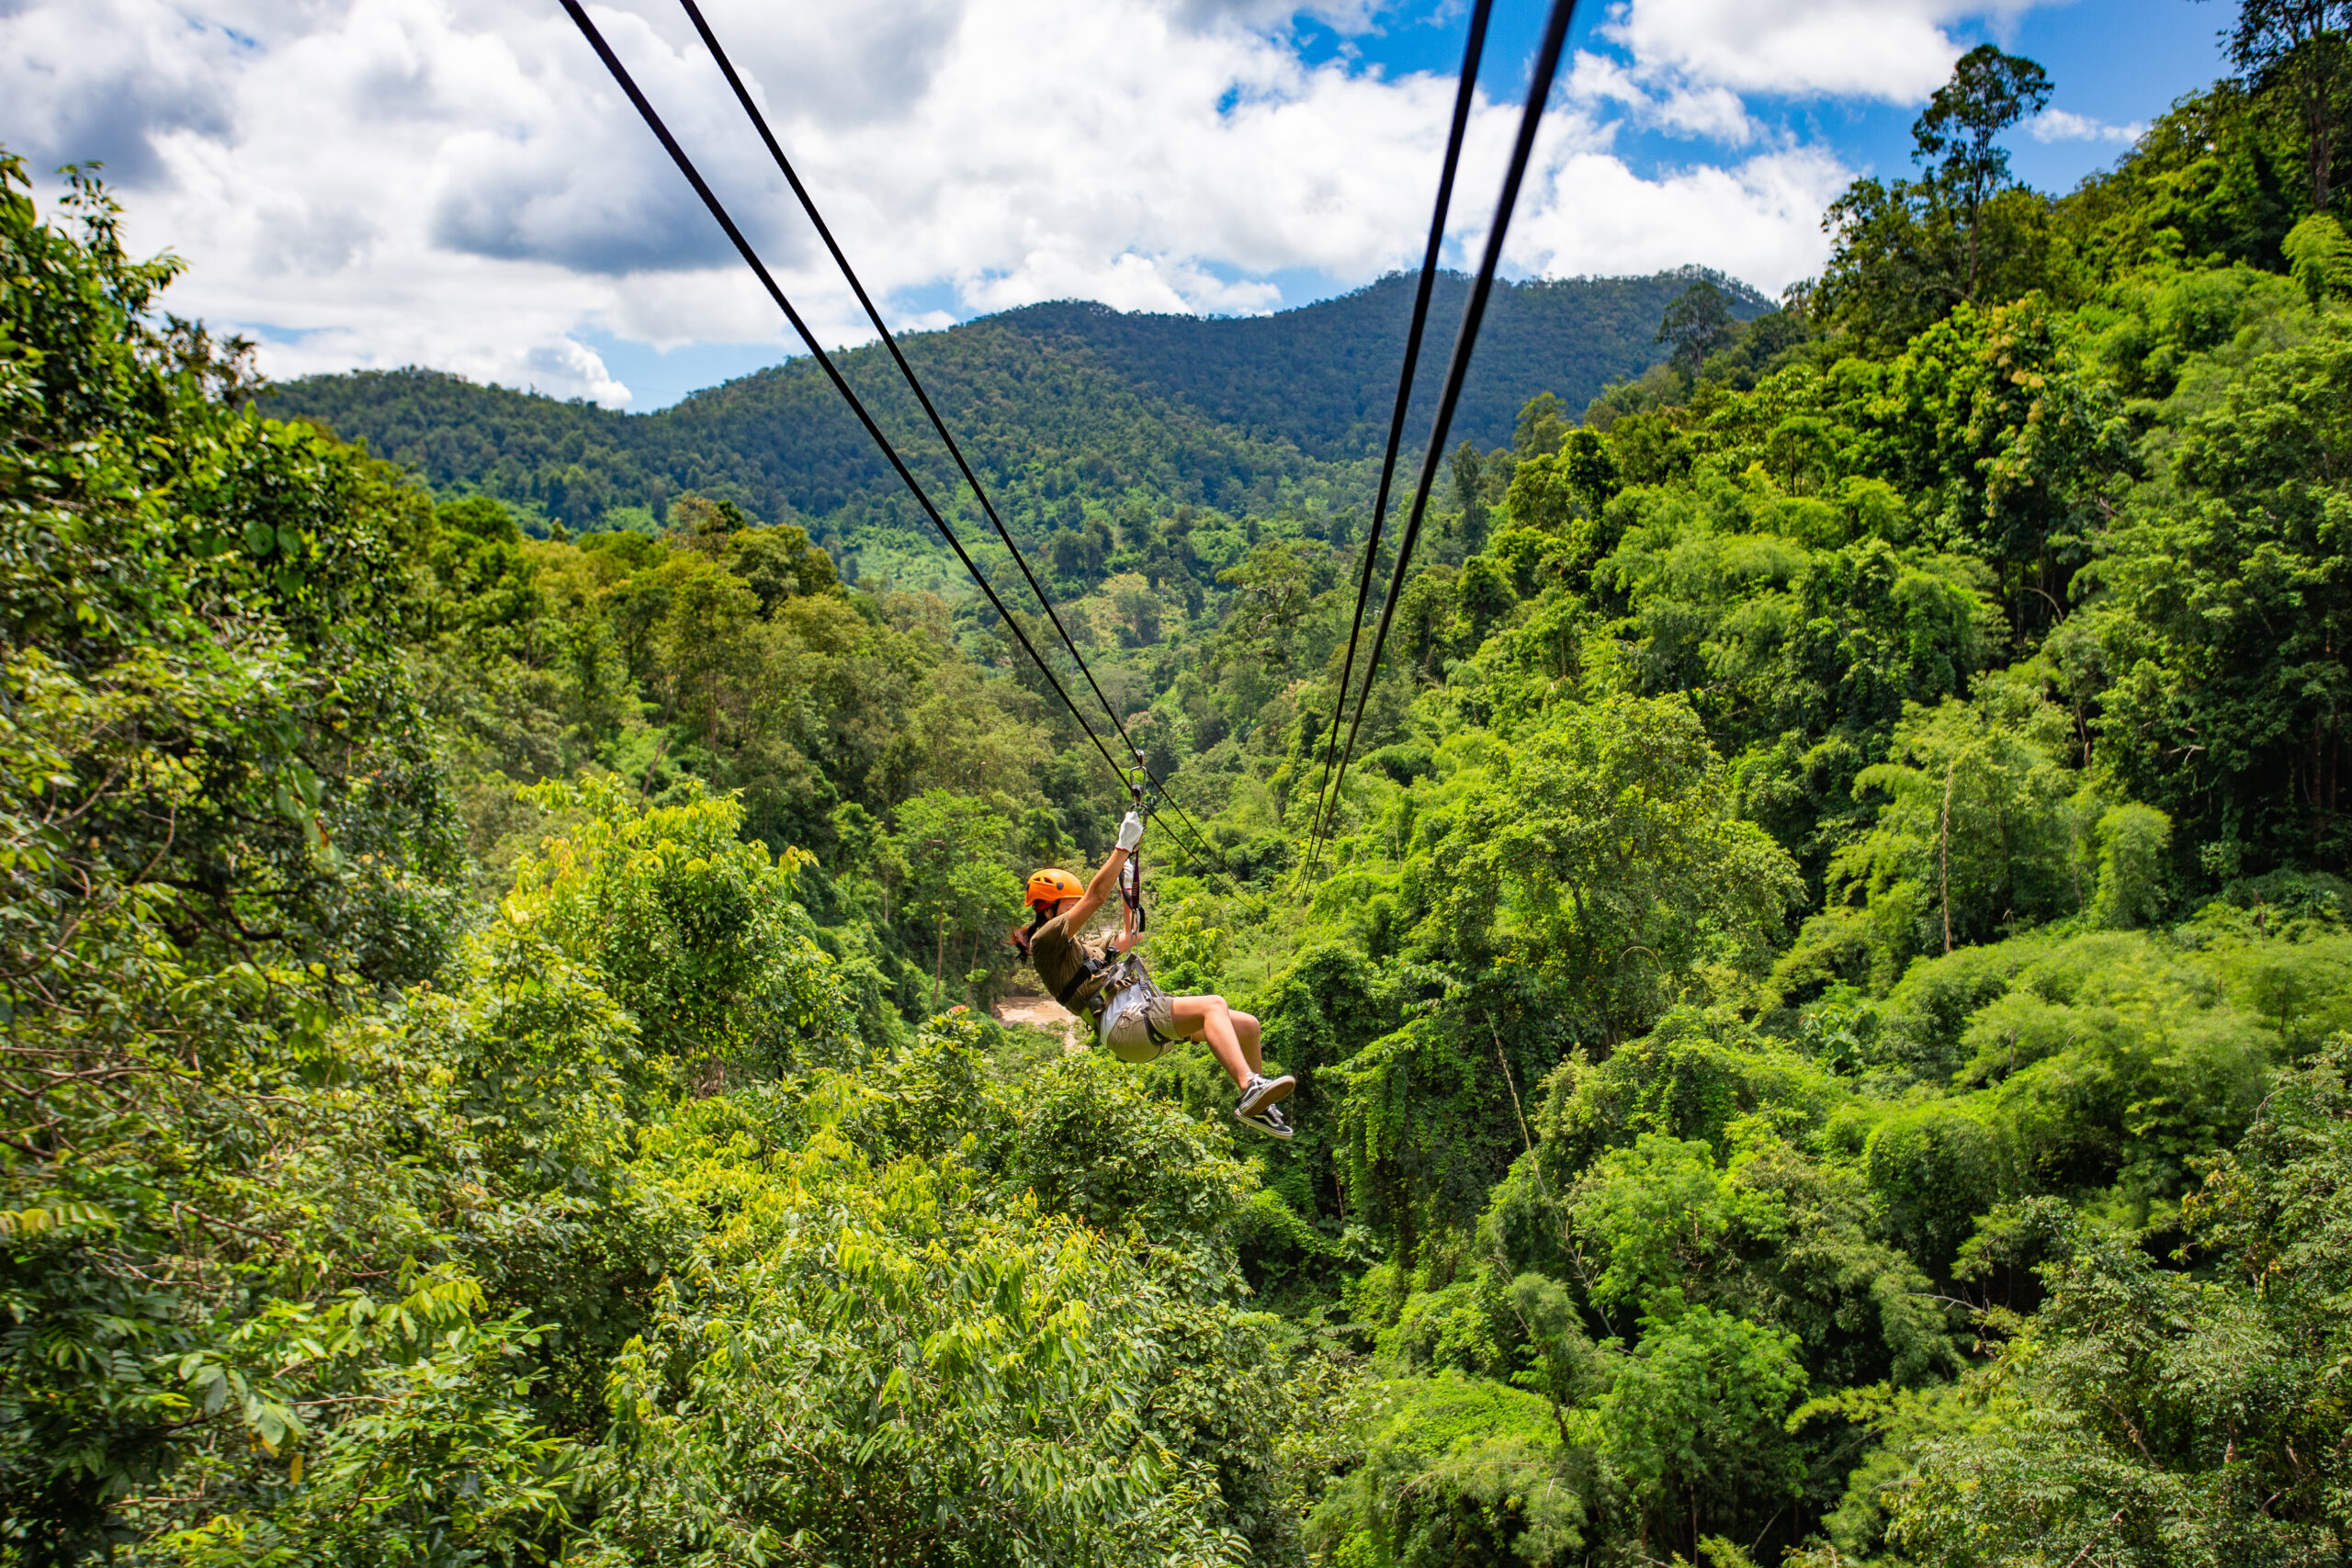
left=0, top=0, right=2237, bottom=410
left=596, top=0, right=2232, bottom=408
left=1307, top=0, right=2222, bottom=196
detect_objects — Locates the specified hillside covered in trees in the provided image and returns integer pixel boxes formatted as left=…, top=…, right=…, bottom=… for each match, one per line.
left=260, top=268, right=1767, bottom=580
left=14, top=12, right=2352, bottom=1567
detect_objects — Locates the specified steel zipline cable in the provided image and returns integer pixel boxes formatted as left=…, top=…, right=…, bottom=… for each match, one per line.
left=558, top=0, right=1212, bottom=859
left=1296, top=0, right=1494, bottom=883
left=673, top=0, right=1215, bottom=857
left=1306, top=0, right=1580, bottom=879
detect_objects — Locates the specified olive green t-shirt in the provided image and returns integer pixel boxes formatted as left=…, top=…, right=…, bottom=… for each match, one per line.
left=1030, top=913, right=1120, bottom=1017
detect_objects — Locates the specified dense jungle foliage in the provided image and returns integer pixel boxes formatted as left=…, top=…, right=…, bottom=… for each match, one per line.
left=15, top=14, right=2352, bottom=1564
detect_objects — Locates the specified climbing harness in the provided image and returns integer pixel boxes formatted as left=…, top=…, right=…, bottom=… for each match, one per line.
left=1046, top=940, right=1174, bottom=1047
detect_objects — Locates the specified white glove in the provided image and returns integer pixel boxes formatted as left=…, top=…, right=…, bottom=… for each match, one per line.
left=1116, top=810, right=1145, bottom=851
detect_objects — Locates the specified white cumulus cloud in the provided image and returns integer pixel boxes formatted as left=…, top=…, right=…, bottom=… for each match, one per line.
left=1512, top=141, right=1853, bottom=295
left=0, top=0, right=2085, bottom=408
left=1566, top=51, right=1758, bottom=144
left=1591, top=0, right=2040, bottom=102
left=2027, top=107, right=2146, bottom=145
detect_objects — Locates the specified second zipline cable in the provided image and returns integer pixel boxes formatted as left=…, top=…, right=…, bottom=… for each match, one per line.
left=559, top=0, right=1210, bottom=858
left=1313, top=0, right=1582, bottom=875
left=674, top=0, right=1214, bottom=856
left=1299, top=0, right=1495, bottom=881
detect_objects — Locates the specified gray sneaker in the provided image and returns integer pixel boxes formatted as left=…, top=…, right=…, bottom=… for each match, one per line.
left=1236, top=1100, right=1295, bottom=1139
left=1236, top=1072, right=1295, bottom=1116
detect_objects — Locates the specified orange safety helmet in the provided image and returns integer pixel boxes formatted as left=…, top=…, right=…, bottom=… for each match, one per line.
left=1024, top=867, right=1084, bottom=909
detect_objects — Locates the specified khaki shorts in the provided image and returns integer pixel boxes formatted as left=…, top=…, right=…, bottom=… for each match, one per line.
left=1099, top=984, right=1180, bottom=1063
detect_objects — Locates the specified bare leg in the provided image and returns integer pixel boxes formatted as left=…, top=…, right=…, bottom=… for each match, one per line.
left=1170, top=994, right=1260, bottom=1089
left=1232, top=1010, right=1263, bottom=1075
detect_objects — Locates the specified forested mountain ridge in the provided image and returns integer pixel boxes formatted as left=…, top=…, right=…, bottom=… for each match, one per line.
left=262, top=268, right=1764, bottom=547
left=989, top=269, right=1770, bottom=459
left=15, top=15, right=2352, bottom=1568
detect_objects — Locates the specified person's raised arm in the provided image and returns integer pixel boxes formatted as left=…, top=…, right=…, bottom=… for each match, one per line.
left=1062, top=811, right=1144, bottom=931
left=1112, top=877, right=1141, bottom=954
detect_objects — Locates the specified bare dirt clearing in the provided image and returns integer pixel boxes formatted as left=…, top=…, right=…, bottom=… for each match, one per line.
left=994, top=992, right=1085, bottom=1051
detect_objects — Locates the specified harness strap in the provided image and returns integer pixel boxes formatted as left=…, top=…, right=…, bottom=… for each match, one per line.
left=1052, top=953, right=1105, bottom=1012
left=1120, top=846, right=1148, bottom=934
left=1122, top=753, right=1149, bottom=934
left=1052, top=947, right=1148, bottom=1016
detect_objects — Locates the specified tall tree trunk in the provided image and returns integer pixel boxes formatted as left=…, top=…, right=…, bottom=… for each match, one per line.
left=1964, top=195, right=1983, bottom=301
left=2303, top=35, right=2340, bottom=211
left=1941, top=761, right=1957, bottom=954
left=2307, top=81, right=2335, bottom=210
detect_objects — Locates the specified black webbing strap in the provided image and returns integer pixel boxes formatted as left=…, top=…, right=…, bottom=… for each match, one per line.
left=1122, top=752, right=1149, bottom=934
left=1120, top=849, right=1147, bottom=934
left=1052, top=954, right=1103, bottom=1013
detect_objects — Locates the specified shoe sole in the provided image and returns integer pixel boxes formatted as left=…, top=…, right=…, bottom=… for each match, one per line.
left=1238, top=1074, right=1295, bottom=1115
left=1235, top=1110, right=1295, bottom=1139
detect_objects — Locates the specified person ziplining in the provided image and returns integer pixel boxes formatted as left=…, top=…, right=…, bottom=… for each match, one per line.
left=560, top=0, right=1577, bottom=1133
left=1012, top=808, right=1296, bottom=1138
